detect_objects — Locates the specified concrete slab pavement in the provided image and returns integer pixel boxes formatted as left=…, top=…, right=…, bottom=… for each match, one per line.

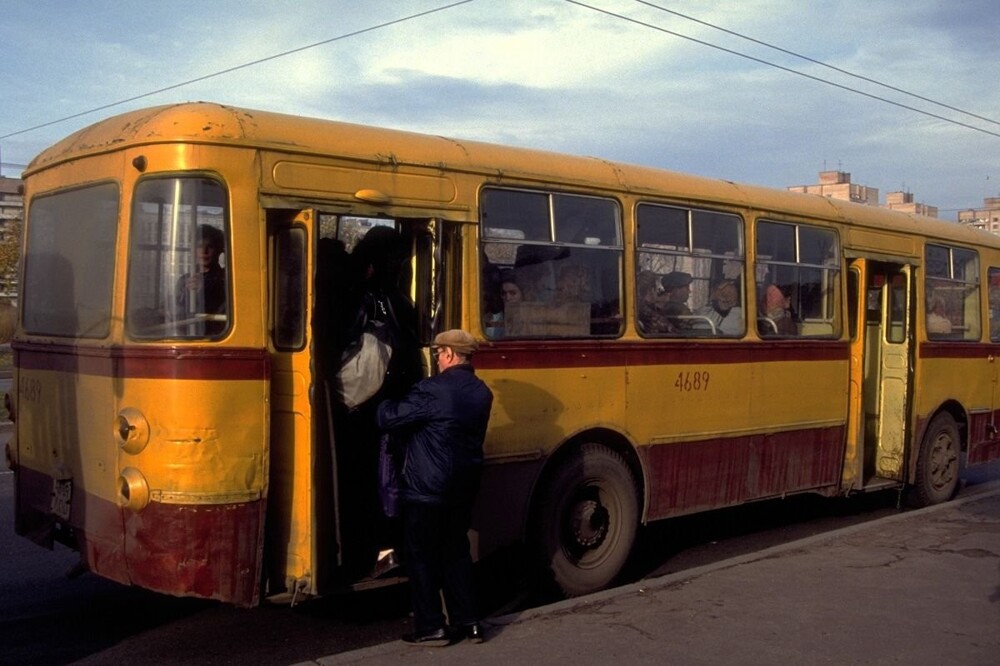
left=300, top=483, right=1000, bottom=666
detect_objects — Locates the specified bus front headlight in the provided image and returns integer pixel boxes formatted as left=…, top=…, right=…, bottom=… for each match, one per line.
left=118, top=467, right=150, bottom=511
left=116, top=408, right=150, bottom=455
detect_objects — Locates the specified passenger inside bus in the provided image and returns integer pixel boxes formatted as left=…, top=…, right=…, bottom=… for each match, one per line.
left=175, top=224, right=228, bottom=334
left=502, top=271, right=524, bottom=306
left=697, top=279, right=744, bottom=336
left=926, top=294, right=953, bottom=335
left=482, top=262, right=505, bottom=338
left=329, top=225, right=423, bottom=579
left=555, top=264, right=592, bottom=303
left=486, top=270, right=524, bottom=338
left=637, top=270, right=672, bottom=334
left=760, top=283, right=799, bottom=336
left=661, top=271, right=695, bottom=332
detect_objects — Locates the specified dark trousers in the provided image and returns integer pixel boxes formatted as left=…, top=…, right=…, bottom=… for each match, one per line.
left=402, top=499, right=477, bottom=634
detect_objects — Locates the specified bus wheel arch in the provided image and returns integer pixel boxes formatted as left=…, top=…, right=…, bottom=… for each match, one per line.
left=528, top=430, right=643, bottom=597
left=908, top=406, right=963, bottom=507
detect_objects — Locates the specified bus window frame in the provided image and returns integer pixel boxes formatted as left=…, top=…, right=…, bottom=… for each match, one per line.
left=988, top=266, right=1000, bottom=342
left=22, top=180, right=121, bottom=339
left=755, top=219, right=841, bottom=339
left=635, top=202, right=746, bottom=338
left=924, top=243, right=980, bottom=342
left=479, top=185, right=624, bottom=341
left=272, top=223, right=308, bottom=352
left=125, top=174, right=232, bottom=341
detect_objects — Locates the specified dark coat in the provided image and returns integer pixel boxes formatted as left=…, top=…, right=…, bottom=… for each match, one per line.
left=376, top=364, right=493, bottom=505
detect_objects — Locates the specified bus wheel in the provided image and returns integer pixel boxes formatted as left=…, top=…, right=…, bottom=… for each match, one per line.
left=909, top=412, right=961, bottom=507
left=532, top=443, right=639, bottom=597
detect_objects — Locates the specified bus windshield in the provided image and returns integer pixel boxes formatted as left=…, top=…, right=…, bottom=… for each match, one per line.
left=22, top=182, right=119, bottom=338
left=126, top=177, right=230, bottom=339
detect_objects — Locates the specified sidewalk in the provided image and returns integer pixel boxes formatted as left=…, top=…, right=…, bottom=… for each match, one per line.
left=300, top=482, right=1000, bottom=666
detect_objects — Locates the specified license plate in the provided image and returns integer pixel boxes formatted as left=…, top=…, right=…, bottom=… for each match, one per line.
left=51, top=478, right=72, bottom=522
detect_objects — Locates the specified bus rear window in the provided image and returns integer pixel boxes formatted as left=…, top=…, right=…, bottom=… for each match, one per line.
left=126, top=177, right=230, bottom=339
left=23, top=183, right=119, bottom=338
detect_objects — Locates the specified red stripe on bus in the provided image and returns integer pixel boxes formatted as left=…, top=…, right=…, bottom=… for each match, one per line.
left=13, top=342, right=270, bottom=380
left=474, top=339, right=848, bottom=369
left=918, top=341, right=1000, bottom=359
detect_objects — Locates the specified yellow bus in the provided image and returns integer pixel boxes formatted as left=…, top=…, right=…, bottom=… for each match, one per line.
left=7, top=102, right=1000, bottom=605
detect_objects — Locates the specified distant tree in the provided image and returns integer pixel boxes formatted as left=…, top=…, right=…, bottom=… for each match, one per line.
left=0, top=218, right=21, bottom=301
left=0, top=301, right=14, bottom=343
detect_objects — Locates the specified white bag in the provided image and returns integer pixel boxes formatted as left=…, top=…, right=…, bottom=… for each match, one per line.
left=335, top=321, right=393, bottom=409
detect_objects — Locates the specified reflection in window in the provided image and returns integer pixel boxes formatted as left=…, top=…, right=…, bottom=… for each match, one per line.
left=635, top=204, right=745, bottom=337
left=755, top=221, right=840, bottom=338
left=989, top=268, right=1000, bottom=342
left=23, top=183, right=119, bottom=338
left=126, top=178, right=230, bottom=339
left=481, top=188, right=622, bottom=339
left=274, top=226, right=306, bottom=350
left=925, top=244, right=979, bottom=341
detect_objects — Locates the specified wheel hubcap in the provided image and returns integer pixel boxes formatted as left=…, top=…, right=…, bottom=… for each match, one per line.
left=568, top=494, right=609, bottom=550
left=930, top=432, right=958, bottom=490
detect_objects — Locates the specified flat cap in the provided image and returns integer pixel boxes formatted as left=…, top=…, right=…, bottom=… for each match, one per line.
left=432, top=329, right=479, bottom=355
left=661, top=271, right=693, bottom=290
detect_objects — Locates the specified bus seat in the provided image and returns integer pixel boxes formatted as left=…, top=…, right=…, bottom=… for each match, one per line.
left=800, top=320, right=835, bottom=336
left=757, top=316, right=778, bottom=335
left=504, top=301, right=590, bottom=337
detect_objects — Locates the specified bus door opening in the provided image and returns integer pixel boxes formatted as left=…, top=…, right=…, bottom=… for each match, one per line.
left=311, top=214, right=449, bottom=589
left=850, top=259, right=913, bottom=486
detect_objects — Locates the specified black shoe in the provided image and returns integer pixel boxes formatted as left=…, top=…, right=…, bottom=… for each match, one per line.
left=459, top=623, right=485, bottom=644
left=402, top=628, right=451, bottom=647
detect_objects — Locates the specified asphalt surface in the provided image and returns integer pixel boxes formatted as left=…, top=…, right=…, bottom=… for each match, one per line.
left=298, top=481, right=1000, bottom=666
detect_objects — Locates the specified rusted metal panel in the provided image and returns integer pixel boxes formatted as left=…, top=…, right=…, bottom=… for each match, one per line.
left=968, top=410, right=1000, bottom=465
left=645, top=425, right=845, bottom=520
left=15, top=463, right=263, bottom=606
left=123, top=499, right=264, bottom=607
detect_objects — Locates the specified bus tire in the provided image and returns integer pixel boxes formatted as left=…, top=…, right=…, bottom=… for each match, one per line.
left=909, top=412, right=961, bottom=507
left=532, top=443, right=639, bottom=597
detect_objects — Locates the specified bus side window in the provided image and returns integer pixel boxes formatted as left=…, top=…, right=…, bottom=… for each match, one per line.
left=989, top=267, right=1000, bottom=342
left=754, top=220, right=840, bottom=339
left=273, top=225, right=306, bottom=350
left=480, top=188, right=622, bottom=339
left=925, top=244, right=980, bottom=341
left=636, top=204, right=746, bottom=338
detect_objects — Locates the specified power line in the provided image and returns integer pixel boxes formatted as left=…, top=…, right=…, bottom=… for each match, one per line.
left=0, top=0, right=477, bottom=141
left=632, top=0, right=1000, bottom=129
left=564, top=0, right=1000, bottom=139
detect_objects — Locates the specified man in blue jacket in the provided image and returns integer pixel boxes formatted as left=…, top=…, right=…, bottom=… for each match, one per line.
left=377, top=329, right=494, bottom=646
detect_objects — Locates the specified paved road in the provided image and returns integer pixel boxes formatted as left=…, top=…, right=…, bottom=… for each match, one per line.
left=304, top=481, right=1000, bottom=666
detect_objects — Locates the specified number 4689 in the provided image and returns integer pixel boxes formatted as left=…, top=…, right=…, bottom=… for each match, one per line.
left=674, top=371, right=710, bottom=392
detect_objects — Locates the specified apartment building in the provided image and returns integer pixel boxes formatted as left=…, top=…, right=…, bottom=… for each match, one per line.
left=787, top=170, right=880, bottom=206
left=789, top=170, right=939, bottom=218
left=884, top=190, right=938, bottom=218
left=958, top=198, right=1000, bottom=234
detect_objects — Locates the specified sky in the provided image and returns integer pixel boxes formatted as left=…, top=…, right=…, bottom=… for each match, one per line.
left=1, top=0, right=998, bottom=219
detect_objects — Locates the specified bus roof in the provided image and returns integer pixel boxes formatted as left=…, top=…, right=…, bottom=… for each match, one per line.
left=26, top=101, right=997, bottom=250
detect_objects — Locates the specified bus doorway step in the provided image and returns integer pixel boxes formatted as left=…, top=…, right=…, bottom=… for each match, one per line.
left=860, top=477, right=902, bottom=493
